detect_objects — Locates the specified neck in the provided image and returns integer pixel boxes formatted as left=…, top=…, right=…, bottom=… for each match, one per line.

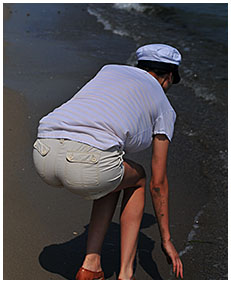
left=148, top=71, right=166, bottom=89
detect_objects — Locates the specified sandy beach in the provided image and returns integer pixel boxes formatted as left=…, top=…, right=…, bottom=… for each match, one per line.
left=3, top=3, right=227, bottom=280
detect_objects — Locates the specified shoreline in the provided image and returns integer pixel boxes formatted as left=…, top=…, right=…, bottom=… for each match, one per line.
left=3, top=3, right=227, bottom=280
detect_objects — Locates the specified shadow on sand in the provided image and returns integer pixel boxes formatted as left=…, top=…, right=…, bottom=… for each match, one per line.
left=39, top=213, right=162, bottom=279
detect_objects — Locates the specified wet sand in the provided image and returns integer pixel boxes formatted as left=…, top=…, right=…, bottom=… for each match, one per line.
left=3, top=3, right=227, bottom=280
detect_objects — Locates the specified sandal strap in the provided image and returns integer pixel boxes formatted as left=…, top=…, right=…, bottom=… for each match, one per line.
left=76, top=266, right=104, bottom=280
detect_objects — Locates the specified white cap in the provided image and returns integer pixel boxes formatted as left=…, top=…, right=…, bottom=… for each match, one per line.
left=136, top=44, right=181, bottom=66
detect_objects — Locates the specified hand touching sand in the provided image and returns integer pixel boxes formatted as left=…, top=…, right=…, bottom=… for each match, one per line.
left=161, top=240, right=183, bottom=279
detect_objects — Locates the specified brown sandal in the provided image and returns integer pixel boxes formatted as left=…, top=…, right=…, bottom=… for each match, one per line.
left=75, top=266, right=104, bottom=280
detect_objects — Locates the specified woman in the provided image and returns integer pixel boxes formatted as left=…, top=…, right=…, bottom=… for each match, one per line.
left=33, top=44, right=184, bottom=280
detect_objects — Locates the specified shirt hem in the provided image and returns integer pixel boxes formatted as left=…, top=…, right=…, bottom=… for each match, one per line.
left=37, top=133, right=121, bottom=151
left=153, top=131, right=173, bottom=142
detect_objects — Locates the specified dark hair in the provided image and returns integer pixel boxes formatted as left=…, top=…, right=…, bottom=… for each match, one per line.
left=137, top=60, right=180, bottom=84
left=137, top=60, right=171, bottom=76
left=138, top=65, right=169, bottom=77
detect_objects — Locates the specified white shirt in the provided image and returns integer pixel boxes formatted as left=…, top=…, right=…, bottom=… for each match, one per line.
left=38, top=65, right=176, bottom=153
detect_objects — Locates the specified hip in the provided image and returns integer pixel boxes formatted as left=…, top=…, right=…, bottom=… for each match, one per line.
left=32, top=138, right=125, bottom=200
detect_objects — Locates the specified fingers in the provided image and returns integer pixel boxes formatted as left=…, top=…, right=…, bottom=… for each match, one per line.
left=176, top=259, right=180, bottom=278
left=179, top=259, right=183, bottom=279
left=161, top=241, right=183, bottom=279
left=172, top=257, right=183, bottom=279
left=172, top=259, right=176, bottom=274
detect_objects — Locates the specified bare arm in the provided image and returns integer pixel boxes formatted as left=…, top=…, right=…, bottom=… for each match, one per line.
left=150, top=134, right=183, bottom=279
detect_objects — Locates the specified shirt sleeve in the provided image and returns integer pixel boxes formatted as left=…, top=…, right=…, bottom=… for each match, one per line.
left=153, top=110, right=177, bottom=142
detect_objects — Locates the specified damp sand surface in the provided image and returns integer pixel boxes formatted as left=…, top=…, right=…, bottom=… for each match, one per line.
left=3, top=3, right=227, bottom=280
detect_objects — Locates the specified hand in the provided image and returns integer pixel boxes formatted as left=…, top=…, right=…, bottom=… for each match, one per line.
left=161, top=240, right=183, bottom=279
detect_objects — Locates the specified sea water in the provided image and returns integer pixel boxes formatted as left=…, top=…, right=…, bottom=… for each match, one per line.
left=4, top=3, right=228, bottom=279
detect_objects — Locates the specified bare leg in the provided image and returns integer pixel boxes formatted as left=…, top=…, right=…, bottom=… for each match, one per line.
left=118, top=178, right=145, bottom=279
left=81, top=159, right=145, bottom=279
left=82, top=191, right=121, bottom=272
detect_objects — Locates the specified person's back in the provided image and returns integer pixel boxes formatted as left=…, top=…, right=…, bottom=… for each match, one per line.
left=38, top=64, right=175, bottom=153
left=33, top=44, right=184, bottom=279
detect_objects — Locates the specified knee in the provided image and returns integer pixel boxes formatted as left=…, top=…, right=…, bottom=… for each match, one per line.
left=116, top=159, right=146, bottom=193
left=128, top=160, right=146, bottom=181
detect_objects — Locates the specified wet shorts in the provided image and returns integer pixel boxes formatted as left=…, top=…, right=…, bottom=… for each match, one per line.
left=33, top=138, right=125, bottom=200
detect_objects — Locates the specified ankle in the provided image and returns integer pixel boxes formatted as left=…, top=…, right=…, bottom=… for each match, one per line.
left=118, top=267, right=134, bottom=280
left=82, top=254, right=102, bottom=272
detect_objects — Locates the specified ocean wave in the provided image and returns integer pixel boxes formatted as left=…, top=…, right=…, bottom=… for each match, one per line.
left=113, top=2, right=176, bottom=18
left=87, top=6, right=129, bottom=37
left=113, top=3, right=147, bottom=13
left=87, top=6, right=111, bottom=32
left=86, top=3, right=225, bottom=105
left=179, top=206, right=206, bottom=257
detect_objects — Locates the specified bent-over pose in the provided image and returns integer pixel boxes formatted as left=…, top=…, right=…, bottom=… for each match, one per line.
left=33, top=44, right=184, bottom=279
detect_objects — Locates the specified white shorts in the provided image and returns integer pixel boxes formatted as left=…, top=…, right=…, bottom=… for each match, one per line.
left=33, top=138, right=125, bottom=200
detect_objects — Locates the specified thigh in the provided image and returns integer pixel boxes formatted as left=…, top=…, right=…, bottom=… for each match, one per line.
left=113, top=159, right=146, bottom=192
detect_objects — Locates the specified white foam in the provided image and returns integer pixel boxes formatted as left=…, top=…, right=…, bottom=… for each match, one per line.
left=182, top=129, right=197, bottom=137
left=194, top=86, right=217, bottom=102
left=178, top=206, right=205, bottom=257
left=87, top=6, right=129, bottom=37
left=181, top=77, right=217, bottom=103
left=87, top=7, right=112, bottom=31
left=113, top=3, right=147, bottom=13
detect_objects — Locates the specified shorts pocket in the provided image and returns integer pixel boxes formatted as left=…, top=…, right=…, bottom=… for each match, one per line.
left=33, top=139, right=50, bottom=156
left=33, top=139, right=50, bottom=179
left=64, top=151, right=100, bottom=187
